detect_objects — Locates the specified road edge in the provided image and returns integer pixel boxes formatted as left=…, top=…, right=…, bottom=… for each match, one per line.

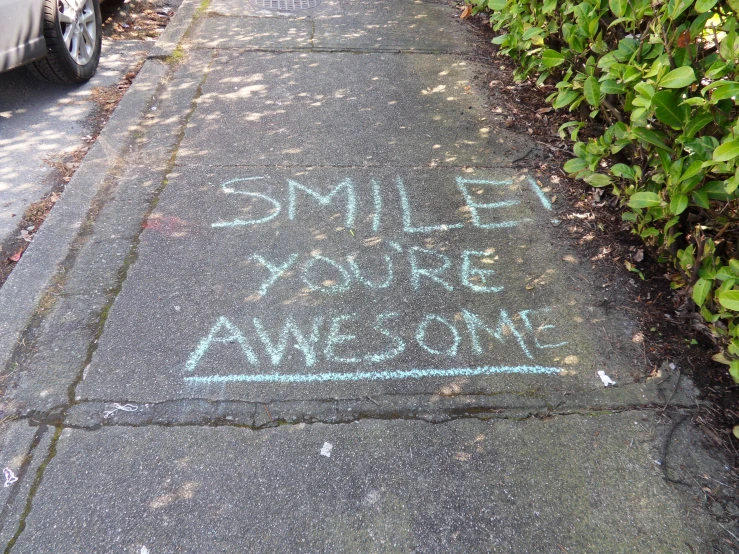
left=0, top=0, right=202, bottom=376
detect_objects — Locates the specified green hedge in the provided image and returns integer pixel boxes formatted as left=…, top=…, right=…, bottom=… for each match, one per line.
left=466, top=0, right=739, bottom=382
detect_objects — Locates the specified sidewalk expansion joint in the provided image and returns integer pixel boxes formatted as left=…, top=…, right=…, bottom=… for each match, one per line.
left=21, top=395, right=696, bottom=431
left=170, top=162, right=540, bottom=170
left=35, top=405, right=697, bottom=432
left=194, top=46, right=477, bottom=56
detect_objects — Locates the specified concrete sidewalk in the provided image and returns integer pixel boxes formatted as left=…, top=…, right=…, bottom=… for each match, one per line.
left=0, top=0, right=734, bottom=551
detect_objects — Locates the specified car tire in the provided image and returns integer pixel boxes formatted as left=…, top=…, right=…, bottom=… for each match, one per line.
left=29, top=0, right=102, bottom=84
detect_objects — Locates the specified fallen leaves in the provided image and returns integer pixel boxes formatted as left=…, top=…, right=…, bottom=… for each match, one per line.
left=460, top=4, right=472, bottom=19
left=7, top=248, right=23, bottom=263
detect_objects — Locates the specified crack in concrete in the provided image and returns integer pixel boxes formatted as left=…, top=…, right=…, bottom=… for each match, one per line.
left=170, top=162, right=542, bottom=170
left=194, top=45, right=476, bottom=56
left=21, top=404, right=694, bottom=432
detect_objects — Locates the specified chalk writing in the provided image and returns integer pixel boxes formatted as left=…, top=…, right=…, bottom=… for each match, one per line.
left=185, top=173, right=563, bottom=385
left=527, top=176, right=552, bottom=211
left=185, top=316, right=257, bottom=372
left=184, top=307, right=563, bottom=373
left=210, top=175, right=547, bottom=233
left=371, top=179, right=382, bottom=232
left=211, top=177, right=280, bottom=228
left=462, top=308, right=532, bottom=359
left=396, top=177, right=463, bottom=233
left=302, top=255, right=353, bottom=295
left=288, top=178, right=356, bottom=228
left=253, top=316, right=322, bottom=367
left=347, top=253, right=394, bottom=289
left=455, top=177, right=530, bottom=229
left=518, top=308, right=568, bottom=349
left=185, top=365, right=561, bottom=384
left=251, top=253, right=298, bottom=296
left=416, top=314, right=460, bottom=356
left=460, top=250, right=503, bottom=293
left=408, top=247, right=453, bottom=292
left=250, top=247, right=507, bottom=298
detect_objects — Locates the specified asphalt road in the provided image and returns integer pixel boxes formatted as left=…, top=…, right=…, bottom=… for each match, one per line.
left=0, top=39, right=152, bottom=256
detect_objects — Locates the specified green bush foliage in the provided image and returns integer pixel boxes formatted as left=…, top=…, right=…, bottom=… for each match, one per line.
left=466, top=0, right=739, bottom=381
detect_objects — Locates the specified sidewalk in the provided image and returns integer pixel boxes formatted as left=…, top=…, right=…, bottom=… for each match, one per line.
left=0, top=0, right=732, bottom=551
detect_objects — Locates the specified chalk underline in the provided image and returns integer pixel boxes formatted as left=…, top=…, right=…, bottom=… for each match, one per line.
left=184, top=365, right=562, bottom=384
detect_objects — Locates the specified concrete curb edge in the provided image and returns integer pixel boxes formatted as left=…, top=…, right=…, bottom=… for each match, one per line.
left=0, top=0, right=202, bottom=375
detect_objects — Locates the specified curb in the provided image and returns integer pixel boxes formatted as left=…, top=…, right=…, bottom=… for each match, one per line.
left=0, top=0, right=201, bottom=376
left=148, top=0, right=203, bottom=59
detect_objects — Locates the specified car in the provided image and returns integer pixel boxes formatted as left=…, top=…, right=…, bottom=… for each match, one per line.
left=0, top=0, right=103, bottom=83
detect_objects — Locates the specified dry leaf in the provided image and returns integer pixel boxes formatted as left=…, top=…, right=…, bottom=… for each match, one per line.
left=8, top=248, right=23, bottom=263
left=460, top=5, right=472, bottom=19
left=633, top=249, right=644, bottom=262
left=676, top=30, right=690, bottom=48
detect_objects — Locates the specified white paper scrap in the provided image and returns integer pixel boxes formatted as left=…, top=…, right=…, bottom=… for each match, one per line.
left=3, top=468, right=18, bottom=488
left=320, top=442, right=333, bottom=458
left=598, top=371, right=616, bottom=387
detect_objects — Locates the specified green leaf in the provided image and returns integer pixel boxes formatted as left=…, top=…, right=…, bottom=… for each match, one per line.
left=680, top=97, right=706, bottom=106
left=563, top=158, right=588, bottom=174
left=681, top=160, right=705, bottom=183
left=691, top=12, right=714, bottom=39
left=522, top=27, right=543, bottom=41
left=599, top=79, right=626, bottom=95
left=732, top=360, right=739, bottom=384
left=583, top=173, right=612, bottom=187
left=731, top=360, right=739, bottom=383
left=628, top=191, right=663, bottom=209
left=583, top=76, right=600, bottom=107
left=692, top=278, right=712, bottom=307
left=542, top=0, right=557, bottom=13
left=669, top=194, right=689, bottom=214
left=609, top=0, right=628, bottom=16
left=694, top=0, right=718, bottom=12
left=632, top=127, right=670, bottom=151
left=487, top=0, right=506, bottom=9
left=541, top=49, right=566, bottom=68
left=692, top=189, right=710, bottom=209
left=622, top=211, right=637, bottom=222
left=653, top=90, right=688, bottom=128
left=718, top=290, right=739, bottom=311
left=659, top=67, right=696, bottom=89
left=711, top=83, right=739, bottom=101
left=713, top=138, right=739, bottom=162
left=553, top=89, right=579, bottom=110
left=611, top=163, right=635, bottom=180
left=683, top=111, right=714, bottom=138
left=730, top=258, right=739, bottom=275
left=667, top=0, right=692, bottom=19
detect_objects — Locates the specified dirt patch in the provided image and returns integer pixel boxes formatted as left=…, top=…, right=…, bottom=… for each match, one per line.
left=462, top=9, right=738, bottom=460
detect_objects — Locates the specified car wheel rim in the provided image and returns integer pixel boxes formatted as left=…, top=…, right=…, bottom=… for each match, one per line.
left=58, top=0, right=97, bottom=66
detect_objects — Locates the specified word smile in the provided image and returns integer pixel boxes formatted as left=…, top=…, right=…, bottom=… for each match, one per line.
left=211, top=175, right=551, bottom=233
